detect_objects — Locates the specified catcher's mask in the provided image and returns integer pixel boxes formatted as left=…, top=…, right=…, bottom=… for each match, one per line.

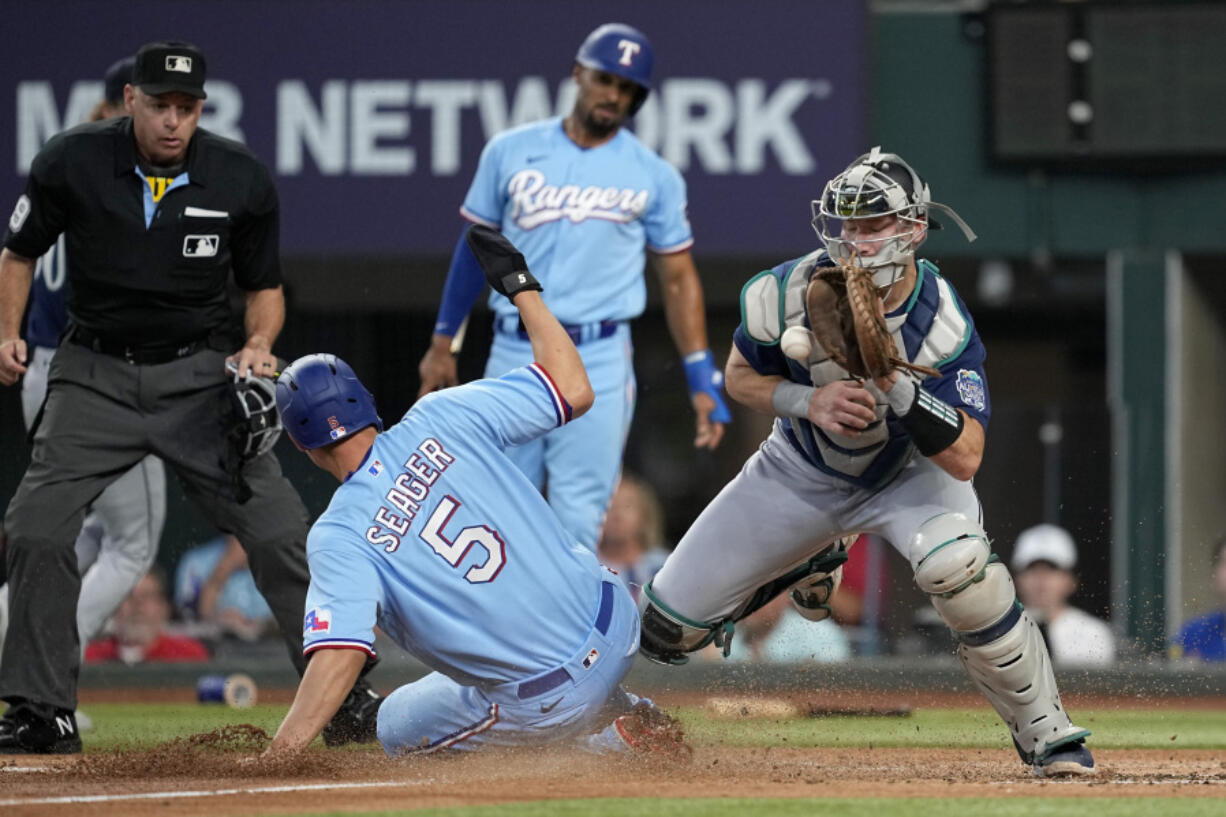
left=813, top=147, right=976, bottom=289
left=575, top=22, right=653, bottom=115
left=276, top=353, right=383, bottom=451
left=227, top=374, right=283, bottom=461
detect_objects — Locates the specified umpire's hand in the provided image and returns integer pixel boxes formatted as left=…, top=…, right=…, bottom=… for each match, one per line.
left=0, top=337, right=27, bottom=386
left=227, top=344, right=280, bottom=381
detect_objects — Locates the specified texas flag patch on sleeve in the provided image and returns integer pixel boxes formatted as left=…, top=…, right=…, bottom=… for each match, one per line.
left=303, top=607, right=332, bottom=634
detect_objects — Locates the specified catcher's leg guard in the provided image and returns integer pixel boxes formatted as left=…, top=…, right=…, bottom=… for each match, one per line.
left=732, top=539, right=850, bottom=624
left=910, top=513, right=1090, bottom=766
left=787, top=538, right=851, bottom=622
left=638, top=581, right=734, bottom=665
left=640, top=541, right=850, bottom=664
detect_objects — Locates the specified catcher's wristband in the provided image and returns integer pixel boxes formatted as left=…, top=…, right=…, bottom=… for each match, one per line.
left=683, top=350, right=732, bottom=423
left=894, top=381, right=964, bottom=456
left=771, top=381, right=814, bottom=419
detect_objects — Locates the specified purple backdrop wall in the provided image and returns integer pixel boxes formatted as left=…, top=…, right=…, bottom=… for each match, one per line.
left=2, top=0, right=864, bottom=255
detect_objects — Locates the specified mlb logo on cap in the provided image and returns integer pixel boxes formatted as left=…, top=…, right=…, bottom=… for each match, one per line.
left=133, top=39, right=208, bottom=99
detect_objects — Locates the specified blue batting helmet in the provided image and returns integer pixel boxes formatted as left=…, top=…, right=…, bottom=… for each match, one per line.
left=276, top=354, right=383, bottom=450
left=575, top=22, right=653, bottom=114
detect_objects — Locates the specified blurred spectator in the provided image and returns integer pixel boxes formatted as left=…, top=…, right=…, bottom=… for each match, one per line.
left=85, top=571, right=209, bottom=664
left=597, top=473, right=670, bottom=601
left=1171, top=537, right=1226, bottom=662
left=1011, top=524, right=1115, bottom=667
left=174, top=534, right=278, bottom=642
left=727, top=595, right=851, bottom=663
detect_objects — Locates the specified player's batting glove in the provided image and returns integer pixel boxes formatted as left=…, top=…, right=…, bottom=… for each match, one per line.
left=464, top=224, right=543, bottom=300
left=683, top=349, right=732, bottom=423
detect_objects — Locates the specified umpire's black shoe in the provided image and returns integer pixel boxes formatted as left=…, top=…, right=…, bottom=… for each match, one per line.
left=321, top=679, right=383, bottom=748
left=0, top=701, right=83, bottom=754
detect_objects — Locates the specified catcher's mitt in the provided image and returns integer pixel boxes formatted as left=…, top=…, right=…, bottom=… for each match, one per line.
left=805, top=256, right=938, bottom=380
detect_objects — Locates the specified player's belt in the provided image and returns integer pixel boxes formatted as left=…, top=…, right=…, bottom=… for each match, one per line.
left=67, top=325, right=209, bottom=365
left=495, top=315, right=622, bottom=345
left=516, top=581, right=616, bottom=700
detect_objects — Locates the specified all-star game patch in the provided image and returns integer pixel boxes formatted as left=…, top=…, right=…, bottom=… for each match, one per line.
left=955, top=369, right=986, bottom=411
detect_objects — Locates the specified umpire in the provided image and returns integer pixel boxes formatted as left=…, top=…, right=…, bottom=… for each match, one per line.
left=0, top=40, right=379, bottom=753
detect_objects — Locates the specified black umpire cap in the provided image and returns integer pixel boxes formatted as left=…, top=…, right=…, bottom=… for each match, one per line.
left=103, top=56, right=135, bottom=106
left=132, top=40, right=207, bottom=99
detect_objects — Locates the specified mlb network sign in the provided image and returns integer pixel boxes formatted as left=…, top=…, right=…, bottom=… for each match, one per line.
left=1, top=1, right=865, bottom=254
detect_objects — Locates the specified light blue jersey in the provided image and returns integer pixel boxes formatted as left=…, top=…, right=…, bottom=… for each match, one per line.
left=462, top=118, right=692, bottom=325
left=303, top=364, right=609, bottom=685
left=302, top=363, right=645, bottom=754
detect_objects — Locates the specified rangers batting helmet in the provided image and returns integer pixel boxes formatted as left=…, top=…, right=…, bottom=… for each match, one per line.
left=575, top=22, right=653, bottom=114
left=276, top=354, right=383, bottom=450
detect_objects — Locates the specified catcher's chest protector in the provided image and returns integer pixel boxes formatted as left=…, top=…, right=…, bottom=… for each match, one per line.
left=740, top=255, right=972, bottom=477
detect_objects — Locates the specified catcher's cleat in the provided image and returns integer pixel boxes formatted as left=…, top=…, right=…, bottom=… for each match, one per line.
left=321, top=679, right=383, bottom=748
left=1034, top=739, right=1096, bottom=778
left=0, top=701, right=82, bottom=754
left=610, top=703, right=692, bottom=761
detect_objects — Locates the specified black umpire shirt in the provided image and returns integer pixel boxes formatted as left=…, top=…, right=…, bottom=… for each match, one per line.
left=3, top=117, right=281, bottom=347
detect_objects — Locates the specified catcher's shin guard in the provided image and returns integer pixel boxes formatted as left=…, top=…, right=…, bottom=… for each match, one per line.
left=910, top=513, right=1090, bottom=764
left=638, top=582, right=734, bottom=665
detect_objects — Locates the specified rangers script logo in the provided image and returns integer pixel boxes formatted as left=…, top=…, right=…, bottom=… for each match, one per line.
left=507, top=169, right=649, bottom=229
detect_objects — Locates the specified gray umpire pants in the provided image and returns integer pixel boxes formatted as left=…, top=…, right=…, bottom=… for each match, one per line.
left=1, top=343, right=311, bottom=710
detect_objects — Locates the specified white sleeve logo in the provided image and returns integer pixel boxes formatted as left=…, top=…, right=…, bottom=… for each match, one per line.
left=616, top=39, right=641, bottom=66
left=8, top=195, right=30, bottom=233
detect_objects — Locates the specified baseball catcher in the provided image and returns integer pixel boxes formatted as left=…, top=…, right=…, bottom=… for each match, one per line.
left=637, top=147, right=1097, bottom=779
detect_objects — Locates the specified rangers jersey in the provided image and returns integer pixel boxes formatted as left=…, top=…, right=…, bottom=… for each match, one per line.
left=461, top=117, right=692, bottom=325
left=301, top=364, right=609, bottom=688
left=736, top=251, right=991, bottom=489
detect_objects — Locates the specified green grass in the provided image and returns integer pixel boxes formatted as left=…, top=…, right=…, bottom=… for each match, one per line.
left=306, top=800, right=1225, bottom=817
left=78, top=702, right=1226, bottom=753
left=81, top=703, right=286, bottom=750
left=679, top=705, right=1226, bottom=751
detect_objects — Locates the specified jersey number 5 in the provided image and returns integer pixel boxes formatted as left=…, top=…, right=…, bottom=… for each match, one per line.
left=419, top=495, right=506, bottom=584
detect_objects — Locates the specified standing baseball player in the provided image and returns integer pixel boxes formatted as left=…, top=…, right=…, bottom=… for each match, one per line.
left=0, top=40, right=379, bottom=753
left=417, top=22, right=729, bottom=552
left=636, top=148, right=1096, bottom=777
left=0, top=56, right=169, bottom=666
left=263, top=226, right=685, bottom=758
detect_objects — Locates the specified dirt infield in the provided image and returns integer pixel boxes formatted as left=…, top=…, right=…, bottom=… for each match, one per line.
left=2, top=745, right=1224, bottom=816
left=1, top=690, right=1223, bottom=815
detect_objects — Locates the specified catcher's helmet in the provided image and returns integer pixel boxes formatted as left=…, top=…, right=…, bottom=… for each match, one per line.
left=575, top=22, right=653, bottom=114
left=276, top=354, right=383, bottom=450
left=813, top=147, right=976, bottom=289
